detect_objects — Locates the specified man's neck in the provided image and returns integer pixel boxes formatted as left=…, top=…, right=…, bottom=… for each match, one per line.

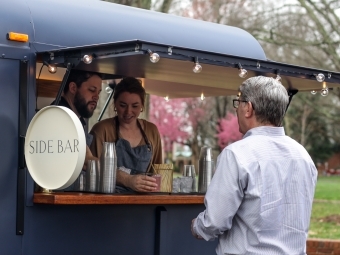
left=244, top=119, right=275, bottom=134
left=254, top=122, right=275, bottom=128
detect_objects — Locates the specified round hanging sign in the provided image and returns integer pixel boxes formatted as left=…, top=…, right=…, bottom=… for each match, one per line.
left=24, top=106, right=86, bottom=190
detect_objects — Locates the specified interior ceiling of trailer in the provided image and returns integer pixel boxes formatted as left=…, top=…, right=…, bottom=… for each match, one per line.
left=36, top=51, right=340, bottom=99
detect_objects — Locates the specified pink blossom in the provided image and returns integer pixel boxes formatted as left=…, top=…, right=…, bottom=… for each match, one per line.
left=217, top=113, right=243, bottom=149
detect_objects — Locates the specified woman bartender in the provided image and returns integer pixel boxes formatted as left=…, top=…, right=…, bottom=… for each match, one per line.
left=89, top=77, right=163, bottom=192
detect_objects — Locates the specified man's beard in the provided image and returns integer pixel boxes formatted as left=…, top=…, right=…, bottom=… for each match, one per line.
left=74, top=91, right=95, bottom=118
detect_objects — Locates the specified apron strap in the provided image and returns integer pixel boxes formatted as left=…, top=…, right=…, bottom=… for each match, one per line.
left=136, top=120, right=153, bottom=173
left=136, top=119, right=152, bottom=150
left=114, top=116, right=119, bottom=142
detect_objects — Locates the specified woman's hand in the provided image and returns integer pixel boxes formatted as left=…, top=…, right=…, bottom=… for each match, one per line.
left=116, top=170, right=159, bottom=192
left=128, top=174, right=158, bottom=192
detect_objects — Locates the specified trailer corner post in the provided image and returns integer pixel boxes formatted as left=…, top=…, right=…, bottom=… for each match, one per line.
left=16, top=60, right=28, bottom=235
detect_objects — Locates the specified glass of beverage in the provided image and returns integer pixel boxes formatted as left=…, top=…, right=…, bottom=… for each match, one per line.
left=153, top=174, right=162, bottom=192
left=144, top=172, right=162, bottom=192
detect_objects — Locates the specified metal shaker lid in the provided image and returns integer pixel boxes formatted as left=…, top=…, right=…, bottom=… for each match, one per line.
left=199, top=146, right=213, bottom=161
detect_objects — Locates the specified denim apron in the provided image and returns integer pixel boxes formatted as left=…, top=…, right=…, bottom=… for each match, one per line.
left=114, top=117, right=153, bottom=193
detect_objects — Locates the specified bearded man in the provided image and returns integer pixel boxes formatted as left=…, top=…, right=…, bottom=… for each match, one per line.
left=52, top=70, right=102, bottom=171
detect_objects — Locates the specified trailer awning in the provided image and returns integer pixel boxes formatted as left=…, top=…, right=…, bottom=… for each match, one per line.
left=36, top=40, right=340, bottom=99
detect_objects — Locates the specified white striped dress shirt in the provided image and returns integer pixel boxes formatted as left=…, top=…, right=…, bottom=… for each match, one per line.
left=193, top=126, right=317, bottom=255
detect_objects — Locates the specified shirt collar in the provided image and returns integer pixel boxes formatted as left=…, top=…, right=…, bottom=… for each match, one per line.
left=243, top=126, right=285, bottom=139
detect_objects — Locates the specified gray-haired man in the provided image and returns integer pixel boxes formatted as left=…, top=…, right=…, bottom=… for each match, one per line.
left=191, top=76, right=317, bottom=255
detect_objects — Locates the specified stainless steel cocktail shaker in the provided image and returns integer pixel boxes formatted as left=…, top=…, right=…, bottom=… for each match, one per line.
left=198, top=146, right=214, bottom=193
left=99, top=142, right=117, bottom=193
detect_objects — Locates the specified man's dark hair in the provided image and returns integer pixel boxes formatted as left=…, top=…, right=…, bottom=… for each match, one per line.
left=64, top=70, right=102, bottom=93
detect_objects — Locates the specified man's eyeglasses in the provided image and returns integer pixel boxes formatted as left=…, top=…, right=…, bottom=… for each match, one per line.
left=233, top=99, right=248, bottom=108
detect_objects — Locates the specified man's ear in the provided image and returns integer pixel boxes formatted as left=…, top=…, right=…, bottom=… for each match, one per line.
left=245, top=101, right=254, bottom=118
left=68, top=82, right=77, bottom=95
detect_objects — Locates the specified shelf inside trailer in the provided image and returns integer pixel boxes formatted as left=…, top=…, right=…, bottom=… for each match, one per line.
left=33, top=192, right=205, bottom=205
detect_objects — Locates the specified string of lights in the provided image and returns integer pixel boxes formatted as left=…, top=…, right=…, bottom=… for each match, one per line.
left=139, top=48, right=335, bottom=97
left=154, top=50, right=336, bottom=85
left=44, top=43, right=340, bottom=99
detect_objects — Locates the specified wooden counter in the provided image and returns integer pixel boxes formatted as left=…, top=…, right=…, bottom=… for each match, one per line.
left=33, top=192, right=205, bottom=205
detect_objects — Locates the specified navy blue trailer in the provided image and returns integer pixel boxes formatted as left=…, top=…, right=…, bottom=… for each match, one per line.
left=1, top=0, right=340, bottom=254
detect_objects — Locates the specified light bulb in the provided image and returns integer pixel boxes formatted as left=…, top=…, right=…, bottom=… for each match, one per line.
left=200, top=93, right=205, bottom=101
left=164, top=96, right=169, bottom=102
left=48, top=65, right=57, bottom=74
left=315, top=73, right=325, bottom=82
left=147, top=50, right=160, bottom=63
left=311, top=90, right=317, bottom=95
left=239, top=68, right=247, bottom=78
left=193, top=62, right=202, bottom=73
left=105, top=86, right=113, bottom=94
left=83, top=55, right=93, bottom=64
left=321, top=88, right=328, bottom=96
left=150, top=52, right=160, bottom=63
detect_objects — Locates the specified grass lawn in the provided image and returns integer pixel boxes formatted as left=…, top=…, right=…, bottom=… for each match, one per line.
left=314, top=176, right=340, bottom=200
left=309, top=201, right=340, bottom=239
left=308, top=176, right=340, bottom=239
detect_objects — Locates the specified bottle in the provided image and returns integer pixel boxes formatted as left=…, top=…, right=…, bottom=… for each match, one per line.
left=99, top=142, right=117, bottom=193
left=198, top=146, right=214, bottom=193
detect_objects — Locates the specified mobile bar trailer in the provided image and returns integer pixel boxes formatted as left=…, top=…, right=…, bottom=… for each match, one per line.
left=1, top=0, right=340, bottom=254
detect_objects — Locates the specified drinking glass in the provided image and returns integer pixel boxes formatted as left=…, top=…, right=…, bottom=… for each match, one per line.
left=151, top=174, right=162, bottom=192
left=184, top=165, right=196, bottom=177
left=139, top=173, right=162, bottom=192
left=183, top=165, right=197, bottom=192
left=172, top=177, right=181, bottom=193
left=74, top=171, right=86, bottom=191
left=86, top=159, right=100, bottom=192
left=180, top=177, right=193, bottom=193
